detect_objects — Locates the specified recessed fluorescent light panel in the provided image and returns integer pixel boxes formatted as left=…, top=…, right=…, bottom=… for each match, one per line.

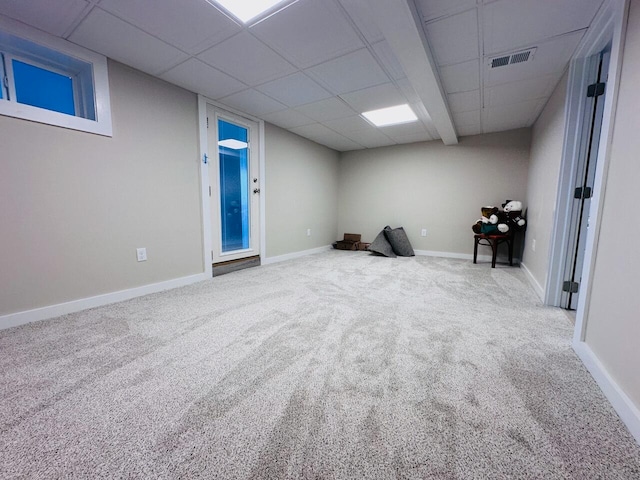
left=219, top=139, right=248, bottom=149
left=212, top=0, right=293, bottom=24
left=361, top=104, right=418, bottom=127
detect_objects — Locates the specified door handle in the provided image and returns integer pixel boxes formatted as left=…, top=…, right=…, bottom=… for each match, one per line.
left=253, top=188, right=260, bottom=194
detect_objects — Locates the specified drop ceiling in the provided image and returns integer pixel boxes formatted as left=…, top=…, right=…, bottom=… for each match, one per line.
left=0, top=0, right=605, bottom=151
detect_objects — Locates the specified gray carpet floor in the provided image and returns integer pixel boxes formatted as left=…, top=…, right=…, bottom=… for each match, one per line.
left=1, top=251, right=639, bottom=479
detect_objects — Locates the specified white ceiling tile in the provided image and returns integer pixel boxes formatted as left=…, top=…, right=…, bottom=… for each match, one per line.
left=68, top=8, right=189, bottom=75
left=439, top=59, right=480, bottom=93
left=390, top=131, right=434, bottom=145
left=483, top=0, right=604, bottom=55
left=250, top=0, right=363, bottom=69
left=379, top=120, right=429, bottom=138
left=415, top=0, right=477, bottom=22
left=342, top=128, right=395, bottom=149
left=447, top=89, right=480, bottom=113
left=198, top=31, right=296, bottom=86
left=256, top=72, right=332, bottom=107
left=371, top=40, right=406, bottom=80
left=339, top=83, right=406, bottom=113
left=290, top=123, right=363, bottom=151
left=0, top=0, right=89, bottom=37
left=339, top=0, right=385, bottom=43
left=452, top=110, right=481, bottom=127
left=219, top=89, right=287, bottom=117
left=482, top=99, right=542, bottom=133
left=457, top=124, right=482, bottom=137
left=98, top=0, right=241, bottom=54
left=321, top=115, right=372, bottom=133
left=291, top=123, right=338, bottom=138
left=160, top=58, right=247, bottom=99
left=295, top=98, right=356, bottom=122
left=485, top=74, right=559, bottom=107
left=425, top=8, right=479, bottom=66
left=319, top=135, right=364, bottom=152
left=484, top=31, right=584, bottom=87
left=263, top=109, right=315, bottom=129
left=306, top=49, right=389, bottom=95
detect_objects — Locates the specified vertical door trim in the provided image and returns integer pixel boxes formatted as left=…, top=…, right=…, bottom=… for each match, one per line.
left=197, top=95, right=212, bottom=278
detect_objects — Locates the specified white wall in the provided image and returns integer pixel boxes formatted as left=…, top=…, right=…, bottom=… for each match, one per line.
left=522, top=73, right=569, bottom=295
left=337, top=129, right=531, bottom=256
left=264, top=124, right=340, bottom=258
left=584, top=0, right=640, bottom=410
left=0, top=61, right=203, bottom=318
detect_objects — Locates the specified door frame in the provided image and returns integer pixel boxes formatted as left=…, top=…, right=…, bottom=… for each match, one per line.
left=544, top=0, right=629, bottom=342
left=197, top=95, right=266, bottom=276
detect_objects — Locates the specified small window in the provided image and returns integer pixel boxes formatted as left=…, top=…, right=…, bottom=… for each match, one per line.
left=0, top=17, right=111, bottom=136
left=12, top=59, right=76, bottom=116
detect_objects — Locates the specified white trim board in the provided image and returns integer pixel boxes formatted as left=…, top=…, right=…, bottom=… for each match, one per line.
left=0, top=273, right=208, bottom=331
left=520, top=262, right=545, bottom=301
left=573, top=340, right=640, bottom=445
left=262, top=245, right=333, bottom=265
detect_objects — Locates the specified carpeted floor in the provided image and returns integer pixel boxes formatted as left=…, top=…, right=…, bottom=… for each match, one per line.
left=1, top=251, right=639, bottom=479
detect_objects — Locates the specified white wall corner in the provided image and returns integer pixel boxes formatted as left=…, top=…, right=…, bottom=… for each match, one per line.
left=573, top=340, right=640, bottom=445
left=0, top=273, right=209, bottom=331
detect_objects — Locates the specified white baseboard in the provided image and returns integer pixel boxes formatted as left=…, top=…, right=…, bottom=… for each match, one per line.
left=520, top=262, right=545, bottom=301
left=262, top=245, right=333, bottom=265
left=573, top=340, right=640, bottom=445
left=0, top=273, right=209, bottom=331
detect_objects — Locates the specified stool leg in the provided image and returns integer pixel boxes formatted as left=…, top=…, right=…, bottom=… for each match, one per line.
left=473, top=238, right=478, bottom=264
left=508, top=238, right=514, bottom=266
left=491, top=239, right=497, bottom=268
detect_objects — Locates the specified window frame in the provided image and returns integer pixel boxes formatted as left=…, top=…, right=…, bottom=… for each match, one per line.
left=0, top=16, right=112, bottom=136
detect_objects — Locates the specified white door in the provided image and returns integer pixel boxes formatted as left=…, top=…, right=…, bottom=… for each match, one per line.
left=207, top=105, right=260, bottom=264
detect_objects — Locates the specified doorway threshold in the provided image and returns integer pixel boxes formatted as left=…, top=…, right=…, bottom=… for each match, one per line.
left=212, top=255, right=260, bottom=277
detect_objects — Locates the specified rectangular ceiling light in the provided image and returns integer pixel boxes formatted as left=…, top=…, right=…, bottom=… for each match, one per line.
left=361, top=104, right=418, bottom=127
left=212, top=0, right=292, bottom=24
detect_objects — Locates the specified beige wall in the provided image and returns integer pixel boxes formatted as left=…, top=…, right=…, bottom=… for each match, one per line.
left=264, top=124, right=340, bottom=258
left=584, top=0, right=640, bottom=408
left=337, top=129, right=531, bottom=255
left=0, top=61, right=203, bottom=317
left=522, top=72, right=568, bottom=293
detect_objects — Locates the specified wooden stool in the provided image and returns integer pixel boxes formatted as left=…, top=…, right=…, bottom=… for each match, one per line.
left=473, top=233, right=514, bottom=268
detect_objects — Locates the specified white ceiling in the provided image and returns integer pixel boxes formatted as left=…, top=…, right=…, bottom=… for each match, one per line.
left=0, top=0, right=605, bottom=151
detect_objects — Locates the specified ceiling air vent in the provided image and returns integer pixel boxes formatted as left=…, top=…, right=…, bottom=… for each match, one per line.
left=491, top=56, right=510, bottom=68
left=490, top=47, right=537, bottom=68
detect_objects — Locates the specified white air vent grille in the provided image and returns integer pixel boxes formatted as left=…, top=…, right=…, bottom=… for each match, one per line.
left=490, top=48, right=537, bottom=68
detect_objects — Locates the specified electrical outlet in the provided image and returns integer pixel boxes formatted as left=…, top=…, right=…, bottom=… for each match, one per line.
left=306, top=228, right=312, bottom=237
left=531, top=239, right=536, bottom=252
left=421, top=228, right=427, bottom=237
left=136, top=247, right=147, bottom=262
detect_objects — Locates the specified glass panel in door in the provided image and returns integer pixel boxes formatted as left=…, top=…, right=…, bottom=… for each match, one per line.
left=218, top=119, right=250, bottom=252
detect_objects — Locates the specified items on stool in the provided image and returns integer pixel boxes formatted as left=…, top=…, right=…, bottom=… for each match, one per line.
left=471, top=200, right=526, bottom=268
